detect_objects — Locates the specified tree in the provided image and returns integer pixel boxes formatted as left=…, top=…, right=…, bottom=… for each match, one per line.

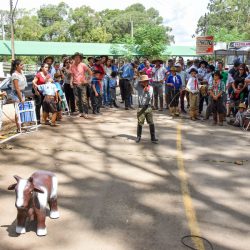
left=15, top=16, right=43, bottom=41
left=196, top=0, right=250, bottom=42
left=134, top=24, right=172, bottom=57
left=69, top=6, right=97, bottom=42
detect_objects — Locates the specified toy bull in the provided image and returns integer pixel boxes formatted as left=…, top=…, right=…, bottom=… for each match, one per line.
left=8, top=170, right=59, bottom=236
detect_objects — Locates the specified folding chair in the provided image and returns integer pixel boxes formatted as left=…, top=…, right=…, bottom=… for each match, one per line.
left=243, top=109, right=250, bottom=131
left=61, top=94, right=70, bottom=116
left=15, top=100, right=38, bottom=133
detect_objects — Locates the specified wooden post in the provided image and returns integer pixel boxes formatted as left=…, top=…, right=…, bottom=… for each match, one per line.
left=10, top=0, right=15, bottom=60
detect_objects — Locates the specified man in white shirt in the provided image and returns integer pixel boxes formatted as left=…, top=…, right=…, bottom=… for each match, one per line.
left=186, top=68, right=200, bottom=120
left=151, top=59, right=167, bottom=111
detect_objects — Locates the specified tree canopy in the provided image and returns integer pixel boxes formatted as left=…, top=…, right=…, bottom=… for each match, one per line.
left=0, top=2, right=173, bottom=57
left=196, top=0, right=250, bottom=42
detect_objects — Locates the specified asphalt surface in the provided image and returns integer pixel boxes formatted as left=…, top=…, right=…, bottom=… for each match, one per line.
left=0, top=108, right=249, bottom=250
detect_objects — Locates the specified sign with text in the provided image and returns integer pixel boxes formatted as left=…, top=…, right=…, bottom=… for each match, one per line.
left=196, top=36, right=214, bottom=55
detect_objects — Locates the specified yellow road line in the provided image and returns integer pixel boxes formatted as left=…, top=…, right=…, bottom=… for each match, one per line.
left=177, top=123, right=205, bottom=250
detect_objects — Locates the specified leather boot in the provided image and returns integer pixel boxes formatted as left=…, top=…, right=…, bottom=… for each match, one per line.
left=213, top=113, right=218, bottom=125
left=190, top=110, right=195, bottom=120
left=149, top=124, right=158, bottom=143
left=114, top=101, right=119, bottom=108
left=218, top=113, right=224, bottom=126
left=136, top=124, right=142, bottom=143
left=170, top=107, right=174, bottom=116
left=175, top=106, right=180, bottom=116
left=154, top=96, right=158, bottom=110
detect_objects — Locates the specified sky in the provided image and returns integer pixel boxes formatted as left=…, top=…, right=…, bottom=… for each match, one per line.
left=2, top=0, right=209, bottom=45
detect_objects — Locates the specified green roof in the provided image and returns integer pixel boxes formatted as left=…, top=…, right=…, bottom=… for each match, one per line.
left=0, top=40, right=197, bottom=57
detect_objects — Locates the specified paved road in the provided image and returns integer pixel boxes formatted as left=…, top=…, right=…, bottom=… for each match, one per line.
left=0, top=109, right=249, bottom=250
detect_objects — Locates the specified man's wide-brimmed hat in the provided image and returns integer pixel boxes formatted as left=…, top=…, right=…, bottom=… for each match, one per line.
left=199, top=60, right=208, bottom=67
left=189, top=68, right=198, bottom=74
left=43, top=56, right=54, bottom=64
left=94, top=56, right=101, bottom=63
left=139, top=75, right=151, bottom=82
left=72, top=52, right=85, bottom=60
left=170, top=66, right=177, bottom=71
left=152, top=59, right=163, bottom=64
left=239, top=103, right=246, bottom=109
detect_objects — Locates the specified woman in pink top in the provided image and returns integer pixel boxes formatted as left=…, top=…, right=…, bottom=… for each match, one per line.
left=32, top=63, right=53, bottom=124
left=70, top=52, right=92, bottom=118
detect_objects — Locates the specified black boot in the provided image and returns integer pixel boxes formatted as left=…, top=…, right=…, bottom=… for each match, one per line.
left=114, top=101, right=119, bottom=108
left=136, top=125, right=142, bottom=143
left=149, top=124, right=158, bottom=143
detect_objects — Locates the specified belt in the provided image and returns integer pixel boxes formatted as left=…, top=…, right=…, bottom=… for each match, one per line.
left=45, top=95, right=55, bottom=99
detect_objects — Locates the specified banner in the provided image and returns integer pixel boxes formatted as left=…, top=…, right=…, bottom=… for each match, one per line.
left=196, top=36, right=214, bottom=55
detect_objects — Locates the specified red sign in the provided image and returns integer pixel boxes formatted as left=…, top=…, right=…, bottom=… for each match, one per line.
left=196, top=36, right=214, bottom=55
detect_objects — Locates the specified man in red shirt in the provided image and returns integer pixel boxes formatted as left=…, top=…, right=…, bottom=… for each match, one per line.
left=70, top=52, right=93, bottom=118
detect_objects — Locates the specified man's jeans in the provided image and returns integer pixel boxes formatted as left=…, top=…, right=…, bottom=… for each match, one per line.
left=103, top=75, right=111, bottom=105
left=73, top=84, right=88, bottom=114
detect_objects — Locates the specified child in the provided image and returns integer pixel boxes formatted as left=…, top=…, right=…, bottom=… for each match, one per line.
left=228, top=103, right=247, bottom=127
left=54, top=73, right=66, bottom=120
left=54, top=61, right=64, bottom=84
left=91, top=70, right=102, bottom=114
left=229, top=82, right=246, bottom=116
left=109, top=71, right=119, bottom=108
left=33, top=79, right=59, bottom=126
left=209, top=71, right=224, bottom=126
left=186, top=68, right=200, bottom=120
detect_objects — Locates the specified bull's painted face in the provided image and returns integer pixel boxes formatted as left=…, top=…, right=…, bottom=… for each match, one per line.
left=8, top=176, right=44, bottom=209
left=15, top=179, right=34, bottom=209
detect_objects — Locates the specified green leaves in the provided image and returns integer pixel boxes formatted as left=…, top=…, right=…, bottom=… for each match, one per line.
left=2, top=2, right=173, bottom=57
left=196, top=0, right=250, bottom=42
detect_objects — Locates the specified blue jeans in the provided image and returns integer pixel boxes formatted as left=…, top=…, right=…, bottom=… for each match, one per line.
left=103, top=76, right=111, bottom=105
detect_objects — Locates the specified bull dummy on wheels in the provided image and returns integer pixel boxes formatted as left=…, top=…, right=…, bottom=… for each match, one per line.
left=8, top=170, right=59, bottom=236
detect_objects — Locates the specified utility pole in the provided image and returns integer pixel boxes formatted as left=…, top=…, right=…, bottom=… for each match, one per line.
left=10, top=0, right=15, bottom=60
left=130, top=16, right=134, bottom=39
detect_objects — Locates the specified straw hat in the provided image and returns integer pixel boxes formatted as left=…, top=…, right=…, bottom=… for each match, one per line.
left=239, top=103, right=246, bottom=109
left=170, top=66, right=177, bottom=71
left=152, top=59, right=163, bottom=64
left=139, top=75, right=151, bottom=82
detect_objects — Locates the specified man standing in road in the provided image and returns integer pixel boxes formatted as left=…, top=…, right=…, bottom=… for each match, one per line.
left=70, top=52, right=93, bottom=119
left=151, top=59, right=167, bottom=111
left=120, top=61, right=136, bottom=110
left=176, top=63, right=188, bottom=113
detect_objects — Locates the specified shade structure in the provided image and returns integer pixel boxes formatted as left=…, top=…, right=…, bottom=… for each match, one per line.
left=0, top=40, right=197, bottom=57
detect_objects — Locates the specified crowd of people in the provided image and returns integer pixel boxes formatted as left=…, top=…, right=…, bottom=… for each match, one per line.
left=5, top=53, right=250, bottom=138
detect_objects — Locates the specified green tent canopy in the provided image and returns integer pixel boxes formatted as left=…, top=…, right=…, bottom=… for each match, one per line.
left=0, top=40, right=197, bottom=57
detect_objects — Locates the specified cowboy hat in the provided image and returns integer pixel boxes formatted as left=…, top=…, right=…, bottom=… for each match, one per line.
left=43, top=56, right=54, bottom=64
left=72, top=52, right=85, bottom=60
left=139, top=75, right=151, bottom=82
left=239, top=103, right=246, bottom=109
left=152, top=59, right=164, bottom=64
left=94, top=56, right=101, bottom=63
left=170, top=66, right=177, bottom=71
left=199, top=60, right=208, bottom=67
left=189, top=68, right=198, bottom=74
